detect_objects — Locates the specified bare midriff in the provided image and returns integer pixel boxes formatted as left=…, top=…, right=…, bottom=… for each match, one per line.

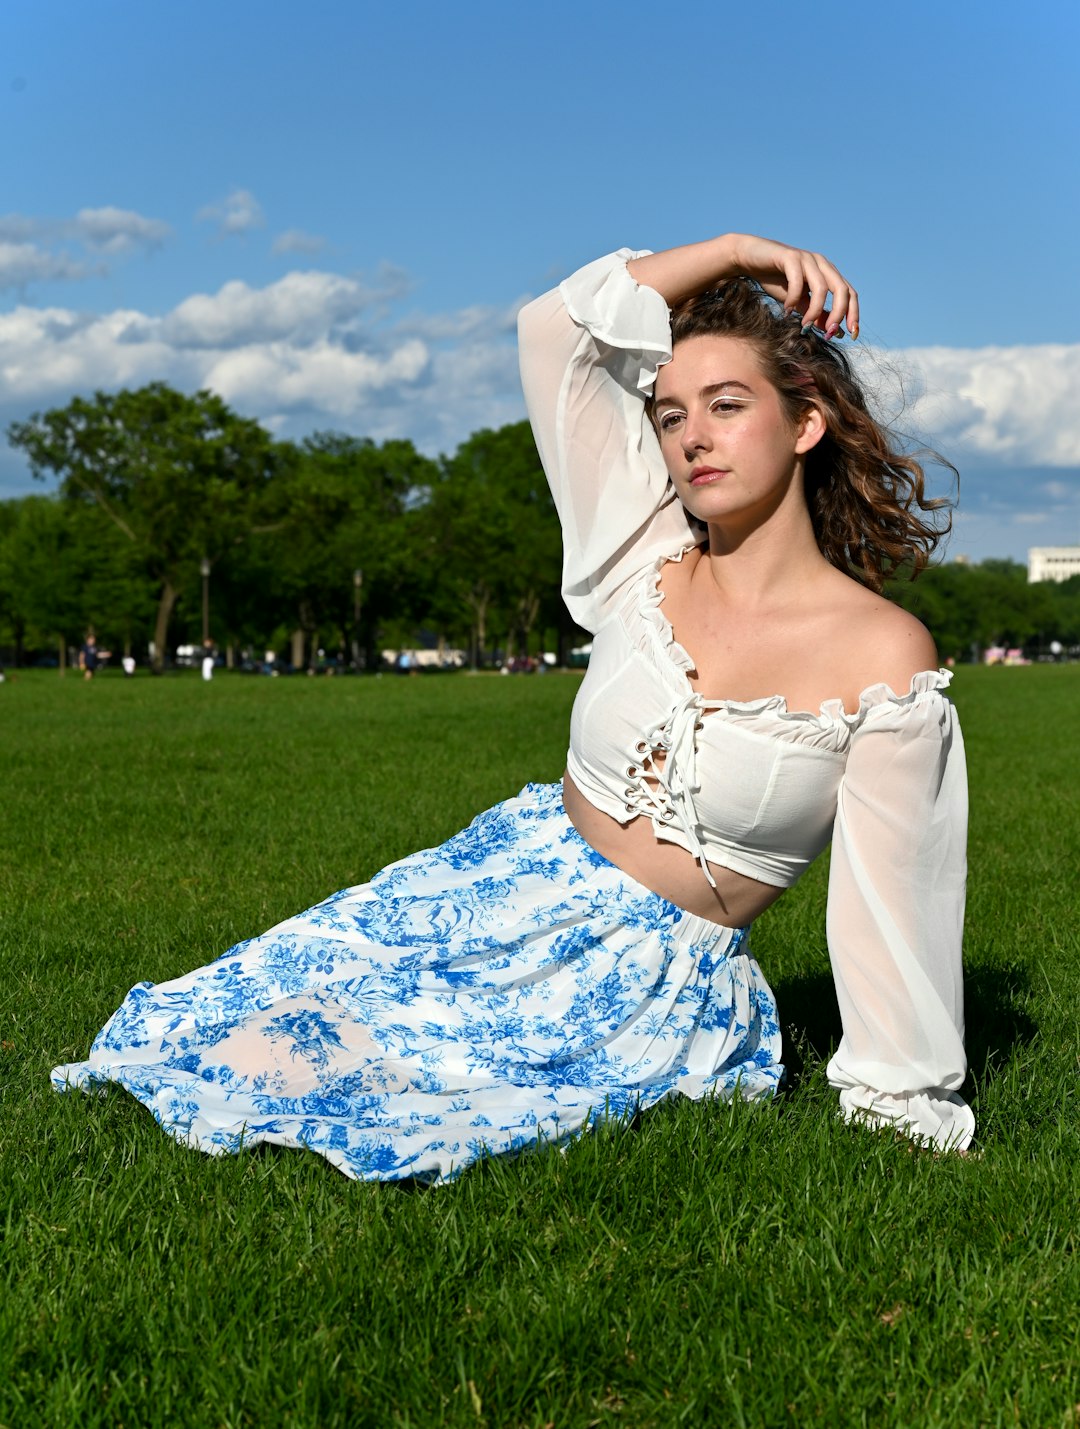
left=562, top=771, right=786, bottom=928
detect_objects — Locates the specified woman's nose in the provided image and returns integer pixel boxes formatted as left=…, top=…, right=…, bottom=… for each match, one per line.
left=681, top=408, right=710, bottom=455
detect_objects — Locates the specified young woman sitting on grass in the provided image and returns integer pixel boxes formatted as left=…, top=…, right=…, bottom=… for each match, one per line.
left=52, top=233, right=972, bottom=1179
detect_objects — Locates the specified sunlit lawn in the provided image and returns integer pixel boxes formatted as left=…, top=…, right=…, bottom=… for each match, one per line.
left=2, top=665, right=1078, bottom=1427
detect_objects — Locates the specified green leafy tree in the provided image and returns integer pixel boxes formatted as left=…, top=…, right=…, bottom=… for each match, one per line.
left=8, top=383, right=282, bottom=671
left=0, top=496, right=86, bottom=668
left=265, top=434, right=439, bottom=668
left=887, top=558, right=1077, bottom=661
left=0, top=494, right=159, bottom=667
left=425, top=421, right=562, bottom=666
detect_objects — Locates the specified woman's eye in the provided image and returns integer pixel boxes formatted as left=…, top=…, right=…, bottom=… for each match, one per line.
left=658, top=411, right=685, bottom=432
left=711, top=399, right=744, bottom=415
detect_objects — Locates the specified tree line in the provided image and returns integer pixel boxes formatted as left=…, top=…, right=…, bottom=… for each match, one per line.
left=0, top=384, right=565, bottom=672
left=1, top=382, right=1077, bottom=672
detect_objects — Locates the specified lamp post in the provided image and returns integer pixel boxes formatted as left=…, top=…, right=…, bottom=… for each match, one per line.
left=200, top=556, right=211, bottom=646
left=352, top=567, right=364, bottom=670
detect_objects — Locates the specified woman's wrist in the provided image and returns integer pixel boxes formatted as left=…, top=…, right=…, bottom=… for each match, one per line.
left=626, top=236, right=740, bottom=306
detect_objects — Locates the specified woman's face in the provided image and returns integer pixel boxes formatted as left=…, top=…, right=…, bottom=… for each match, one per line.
left=653, top=334, right=820, bottom=529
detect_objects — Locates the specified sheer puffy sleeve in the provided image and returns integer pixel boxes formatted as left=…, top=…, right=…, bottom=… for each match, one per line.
left=825, top=675, right=975, bottom=1152
left=517, top=249, right=697, bottom=634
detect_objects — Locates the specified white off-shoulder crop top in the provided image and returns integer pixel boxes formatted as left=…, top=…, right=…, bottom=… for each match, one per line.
left=568, top=548, right=959, bottom=891
left=518, top=248, right=974, bottom=1154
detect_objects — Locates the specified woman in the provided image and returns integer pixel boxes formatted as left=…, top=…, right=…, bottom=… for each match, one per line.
left=52, top=234, right=973, bottom=1179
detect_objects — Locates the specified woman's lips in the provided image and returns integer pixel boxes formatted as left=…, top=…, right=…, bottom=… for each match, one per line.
left=690, top=466, right=727, bottom=485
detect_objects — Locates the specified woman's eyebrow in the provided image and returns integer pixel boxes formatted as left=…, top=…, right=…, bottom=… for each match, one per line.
left=654, top=379, right=755, bottom=410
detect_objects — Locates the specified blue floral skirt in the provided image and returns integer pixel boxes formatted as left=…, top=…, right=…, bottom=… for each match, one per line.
left=51, top=782, right=783, bottom=1183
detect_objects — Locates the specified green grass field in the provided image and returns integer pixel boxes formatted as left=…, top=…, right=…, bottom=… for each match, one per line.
left=2, top=666, right=1078, bottom=1428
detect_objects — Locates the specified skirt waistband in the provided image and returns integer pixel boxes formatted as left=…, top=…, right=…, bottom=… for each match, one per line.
left=545, top=783, right=749, bottom=956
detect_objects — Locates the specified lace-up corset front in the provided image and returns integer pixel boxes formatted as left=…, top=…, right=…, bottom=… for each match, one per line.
left=567, top=557, right=859, bottom=888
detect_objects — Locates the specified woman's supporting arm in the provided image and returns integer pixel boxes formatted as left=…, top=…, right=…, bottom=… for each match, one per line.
left=824, top=684, right=974, bottom=1152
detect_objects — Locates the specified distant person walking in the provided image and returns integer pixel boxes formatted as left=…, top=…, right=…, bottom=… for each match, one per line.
left=78, top=633, right=108, bottom=680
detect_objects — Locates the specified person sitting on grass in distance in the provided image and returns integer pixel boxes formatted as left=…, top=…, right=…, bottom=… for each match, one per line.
left=52, top=232, right=971, bottom=1180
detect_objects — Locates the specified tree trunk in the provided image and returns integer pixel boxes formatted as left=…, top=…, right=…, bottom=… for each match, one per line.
left=225, top=642, right=235, bottom=670
left=517, top=590, right=540, bottom=663
left=152, top=580, right=179, bottom=673
left=291, top=628, right=305, bottom=670
left=58, top=635, right=67, bottom=677
left=471, top=597, right=489, bottom=670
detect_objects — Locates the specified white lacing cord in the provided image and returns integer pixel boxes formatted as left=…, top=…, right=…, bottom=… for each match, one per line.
left=621, top=693, right=717, bottom=890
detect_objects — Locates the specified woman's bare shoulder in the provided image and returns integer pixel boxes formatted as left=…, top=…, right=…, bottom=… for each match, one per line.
left=830, top=576, right=939, bottom=693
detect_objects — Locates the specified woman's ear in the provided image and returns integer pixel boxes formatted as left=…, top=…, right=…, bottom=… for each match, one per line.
left=794, top=403, right=826, bottom=456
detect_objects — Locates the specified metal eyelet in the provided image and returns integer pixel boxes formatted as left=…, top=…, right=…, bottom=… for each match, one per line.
left=624, top=801, right=635, bottom=813
left=660, top=809, right=675, bottom=823
left=634, top=740, right=648, bottom=756
left=626, top=765, right=638, bottom=779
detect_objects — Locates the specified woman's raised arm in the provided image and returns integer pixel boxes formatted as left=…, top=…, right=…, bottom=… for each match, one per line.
left=518, top=250, right=696, bottom=633
left=628, top=235, right=860, bottom=338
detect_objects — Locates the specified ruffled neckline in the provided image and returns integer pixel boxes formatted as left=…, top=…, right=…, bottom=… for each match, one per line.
left=638, top=551, right=953, bottom=729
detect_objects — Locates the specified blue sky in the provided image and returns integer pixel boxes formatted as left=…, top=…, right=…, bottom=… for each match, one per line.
left=2, top=0, right=1077, bottom=561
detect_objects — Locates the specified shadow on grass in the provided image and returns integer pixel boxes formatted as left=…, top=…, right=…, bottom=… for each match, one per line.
left=773, top=963, right=1039, bottom=1100
left=963, top=962, right=1039, bottom=1093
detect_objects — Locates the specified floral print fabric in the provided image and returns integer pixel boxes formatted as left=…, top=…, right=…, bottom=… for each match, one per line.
left=52, top=783, right=783, bottom=1183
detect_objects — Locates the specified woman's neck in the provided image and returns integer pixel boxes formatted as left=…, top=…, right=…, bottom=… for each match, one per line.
left=700, top=497, right=833, bottom=611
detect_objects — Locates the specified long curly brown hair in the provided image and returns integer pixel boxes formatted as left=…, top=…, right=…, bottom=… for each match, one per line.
left=664, top=279, right=955, bottom=591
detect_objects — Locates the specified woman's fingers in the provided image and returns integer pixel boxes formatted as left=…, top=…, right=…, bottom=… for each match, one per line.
left=799, top=254, right=831, bottom=331
left=725, top=234, right=860, bottom=339
left=810, top=253, right=860, bottom=340
left=780, top=251, right=811, bottom=316
left=845, top=280, right=861, bottom=341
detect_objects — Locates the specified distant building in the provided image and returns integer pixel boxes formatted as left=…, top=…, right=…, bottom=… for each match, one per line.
left=1028, top=546, right=1080, bottom=583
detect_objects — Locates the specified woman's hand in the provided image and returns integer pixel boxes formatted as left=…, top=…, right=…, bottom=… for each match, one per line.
left=723, top=234, right=859, bottom=338
left=627, top=235, right=859, bottom=339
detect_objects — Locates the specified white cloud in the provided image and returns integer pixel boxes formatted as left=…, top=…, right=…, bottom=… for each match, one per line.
left=0, top=242, right=95, bottom=289
left=0, top=215, right=42, bottom=243
left=0, top=267, right=460, bottom=422
left=73, top=206, right=171, bottom=254
left=0, top=304, right=184, bottom=397
left=3, top=274, right=1079, bottom=484
left=0, top=207, right=171, bottom=285
left=156, top=272, right=378, bottom=348
left=272, top=228, right=326, bottom=256
left=197, top=188, right=265, bottom=238
left=396, top=301, right=523, bottom=342
left=203, top=338, right=431, bottom=418
left=861, top=343, right=1080, bottom=467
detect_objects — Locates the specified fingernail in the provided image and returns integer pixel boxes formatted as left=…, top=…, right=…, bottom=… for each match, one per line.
left=825, top=322, right=838, bottom=340
left=851, top=323, right=859, bottom=340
